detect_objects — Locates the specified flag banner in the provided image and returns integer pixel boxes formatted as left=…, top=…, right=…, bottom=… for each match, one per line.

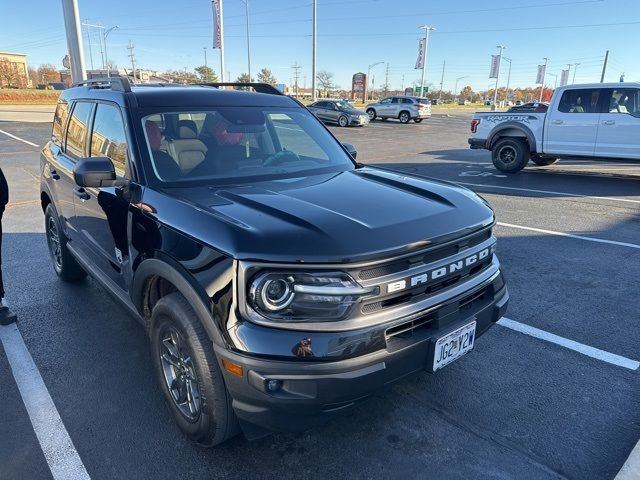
left=536, top=64, right=546, bottom=84
left=489, top=55, right=500, bottom=79
left=415, top=38, right=426, bottom=69
left=212, top=0, right=222, bottom=49
left=560, top=69, right=569, bottom=86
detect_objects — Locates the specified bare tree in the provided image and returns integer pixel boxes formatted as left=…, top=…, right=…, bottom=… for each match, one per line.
left=37, top=64, right=60, bottom=84
left=316, top=70, right=335, bottom=96
left=0, top=60, right=21, bottom=88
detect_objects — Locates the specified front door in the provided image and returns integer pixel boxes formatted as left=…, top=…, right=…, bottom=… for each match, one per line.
left=544, top=88, right=603, bottom=156
left=594, top=88, right=640, bottom=159
left=70, top=102, right=132, bottom=289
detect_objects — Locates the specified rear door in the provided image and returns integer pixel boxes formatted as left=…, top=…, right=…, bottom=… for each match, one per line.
left=70, top=101, right=132, bottom=289
left=594, top=87, right=640, bottom=159
left=543, top=88, right=602, bottom=156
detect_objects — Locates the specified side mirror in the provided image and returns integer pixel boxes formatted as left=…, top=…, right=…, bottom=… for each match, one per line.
left=342, top=142, right=357, bottom=160
left=73, top=157, right=116, bottom=188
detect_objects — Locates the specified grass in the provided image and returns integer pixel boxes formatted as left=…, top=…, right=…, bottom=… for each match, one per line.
left=0, top=89, right=60, bottom=104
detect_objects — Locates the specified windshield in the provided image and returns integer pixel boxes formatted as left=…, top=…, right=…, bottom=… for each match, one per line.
left=334, top=101, right=352, bottom=110
left=141, top=107, right=355, bottom=185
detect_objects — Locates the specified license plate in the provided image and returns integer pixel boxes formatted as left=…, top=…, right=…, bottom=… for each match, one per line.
left=432, top=321, right=476, bottom=372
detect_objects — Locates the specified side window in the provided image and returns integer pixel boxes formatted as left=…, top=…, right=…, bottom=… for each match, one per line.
left=90, top=103, right=129, bottom=177
left=390, top=98, right=400, bottom=104
left=557, top=89, right=601, bottom=114
left=316, top=101, right=328, bottom=108
left=65, top=101, right=93, bottom=158
left=379, top=98, right=392, bottom=104
left=51, top=101, right=69, bottom=147
left=607, top=89, right=640, bottom=115
left=401, top=98, right=413, bottom=104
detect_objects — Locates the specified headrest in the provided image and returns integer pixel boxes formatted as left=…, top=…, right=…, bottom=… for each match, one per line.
left=177, top=120, right=198, bottom=139
left=145, top=120, right=162, bottom=150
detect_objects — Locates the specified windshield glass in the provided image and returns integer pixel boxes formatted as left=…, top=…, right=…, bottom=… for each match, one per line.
left=334, top=101, right=352, bottom=110
left=141, top=107, right=355, bottom=185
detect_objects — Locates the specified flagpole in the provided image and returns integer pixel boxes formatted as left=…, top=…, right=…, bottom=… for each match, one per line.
left=212, top=0, right=225, bottom=82
left=419, top=25, right=434, bottom=96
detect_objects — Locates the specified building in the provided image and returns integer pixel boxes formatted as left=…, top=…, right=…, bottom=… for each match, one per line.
left=0, top=51, right=29, bottom=88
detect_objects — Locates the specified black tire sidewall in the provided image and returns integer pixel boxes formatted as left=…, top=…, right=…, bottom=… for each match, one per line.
left=149, top=292, right=236, bottom=447
left=338, top=115, right=348, bottom=127
left=366, top=108, right=376, bottom=120
left=399, top=111, right=410, bottom=123
left=44, top=203, right=86, bottom=281
left=492, top=138, right=530, bottom=173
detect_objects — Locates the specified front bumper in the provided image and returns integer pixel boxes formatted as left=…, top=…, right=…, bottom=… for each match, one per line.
left=349, top=115, right=370, bottom=126
left=216, top=269, right=508, bottom=436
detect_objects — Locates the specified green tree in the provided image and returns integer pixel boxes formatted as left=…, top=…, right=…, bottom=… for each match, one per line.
left=460, top=85, right=473, bottom=100
left=256, top=67, right=276, bottom=85
left=194, top=65, right=218, bottom=82
left=235, top=73, right=253, bottom=83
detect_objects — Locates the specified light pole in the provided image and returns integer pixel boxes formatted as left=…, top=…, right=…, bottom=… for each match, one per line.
left=548, top=72, right=558, bottom=89
left=367, top=61, right=383, bottom=101
left=454, top=75, right=469, bottom=102
left=493, top=44, right=505, bottom=109
left=239, top=0, right=251, bottom=80
left=311, top=0, right=317, bottom=100
left=571, top=62, right=580, bottom=83
left=203, top=47, right=209, bottom=81
left=419, top=25, right=435, bottom=97
left=103, top=25, right=119, bottom=77
left=61, top=0, right=87, bottom=82
left=539, top=57, right=549, bottom=102
left=503, top=56, right=512, bottom=104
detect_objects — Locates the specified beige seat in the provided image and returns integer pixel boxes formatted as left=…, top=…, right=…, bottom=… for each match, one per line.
left=166, top=122, right=207, bottom=172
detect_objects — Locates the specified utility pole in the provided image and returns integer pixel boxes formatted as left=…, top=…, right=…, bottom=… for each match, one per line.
left=418, top=25, right=435, bottom=96
left=366, top=61, right=383, bottom=101
left=600, top=50, right=609, bottom=83
left=82, top=22, right=105, bottom=69
left=61, top=0, right=86, bottom=82
left=292, top=62, right=301, bottom=98
left=438, top=60, right=445, bottom=101
left=240, top=0, right=251, bottom=80
left=539, top=57, right=549, bottom=102
left=571, top=63, right=580, bottom=83
left=311, top=0, right=317, bottom=101
left=384, top=63, right=389, bottom=96
left=566, top=63, right=571, bottom=85
left=83, top=21, right=94, bottom=70
left=454, top=75, right=469, bottom=102
left=103, top=25, right=118, bottom=77
left=493, top=44, right=505, bottom=108
left=503, top=56, right=512, bottom=104
left=127, top=41, right=137, bottom=82
left=401, top=74, right=405, bottom=92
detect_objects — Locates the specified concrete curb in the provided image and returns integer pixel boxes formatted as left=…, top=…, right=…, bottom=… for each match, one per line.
left=616, top=439, right=640, bottom=480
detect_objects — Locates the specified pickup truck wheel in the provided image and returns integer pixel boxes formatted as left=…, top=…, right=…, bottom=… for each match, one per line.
left=150, top=292, right=238, bottom=447
left=530, top=156, right=559, bottom=166
left=491, top=138, right=530, bottom=173
left=44, top=204, right=86, bottom=282
left=399, top=111, right=411, bottom=124
left=366, top=108, right=376, bottom=120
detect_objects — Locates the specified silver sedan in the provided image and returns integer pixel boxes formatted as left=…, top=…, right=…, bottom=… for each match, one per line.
left=307, top=100, right=370, bottom=127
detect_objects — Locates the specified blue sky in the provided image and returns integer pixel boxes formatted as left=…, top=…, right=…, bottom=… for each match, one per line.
left=2, top=0, right=638, bottom=92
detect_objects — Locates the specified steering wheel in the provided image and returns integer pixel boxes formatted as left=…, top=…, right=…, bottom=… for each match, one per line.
left=263, top=150, right=301, bottom=167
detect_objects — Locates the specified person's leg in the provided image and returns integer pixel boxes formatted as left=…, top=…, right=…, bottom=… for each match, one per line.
left=0, top=213, right=17, bottom=325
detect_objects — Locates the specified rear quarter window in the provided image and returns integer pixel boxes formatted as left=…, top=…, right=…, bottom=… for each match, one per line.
left=65, top=101, right=94, bottom=159
left=51, top=101, right=69, bottom=147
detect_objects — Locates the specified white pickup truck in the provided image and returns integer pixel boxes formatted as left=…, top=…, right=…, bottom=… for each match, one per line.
left=468, top=82, right=640, bottom=173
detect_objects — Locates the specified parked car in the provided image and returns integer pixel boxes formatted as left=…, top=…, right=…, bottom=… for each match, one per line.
left=41, top=77, right=507, bottom=446
left=458, top=99, right=471, bottom=106
left=307, top=99, right=369, bottom=127
left=469, top=82, right=640, bottom=172
left=507, top=102, right=548, bottom=113
left=365, top=96, right=431, bottom=123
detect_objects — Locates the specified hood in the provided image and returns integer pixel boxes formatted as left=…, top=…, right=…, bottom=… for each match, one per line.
left=342, top=108, right=367, bottom=116
left=149, top=167, right=494, bottom=263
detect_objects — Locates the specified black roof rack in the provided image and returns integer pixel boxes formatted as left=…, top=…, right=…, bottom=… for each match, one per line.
left=198, top=82, right=283, bottom=95
left=72, top=76, right=132, bottom=93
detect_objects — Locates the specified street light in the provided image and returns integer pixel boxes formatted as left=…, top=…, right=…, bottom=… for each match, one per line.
left=493, top=44, right=505, bottom=109
left=367, top=61, right=384, bottom=101
left=418, top=25, right=435, bottom=97
left=454, top=75, right=470, bottom=102
left=104, top=25, right=119, bottom=77
left=239, top=0, right=251, bottom=81
left=547, top=72, right=558, bottom=89
left=571, top=63, right=580, bottom=84
left=502, top=57, right=512, bottom=104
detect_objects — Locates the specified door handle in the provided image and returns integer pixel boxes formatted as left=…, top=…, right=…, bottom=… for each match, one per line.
left=602, top=120, right=615, bottom=126
left=550, top=120, right=563, bottom=125
left=73, top=187, right=90, bottom=202
left=50, top=169, right=60, bottom=180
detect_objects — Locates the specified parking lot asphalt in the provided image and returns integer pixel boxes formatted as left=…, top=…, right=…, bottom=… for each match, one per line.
left=0, top=113, right=638, bottom=480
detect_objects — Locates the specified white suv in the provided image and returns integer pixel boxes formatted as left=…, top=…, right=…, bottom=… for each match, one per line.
left=366, top=96, right=432, bottom=124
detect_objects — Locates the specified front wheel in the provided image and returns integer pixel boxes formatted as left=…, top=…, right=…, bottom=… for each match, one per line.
left=399, top=111, right=411, bottom=124
left=150, top=292, right=239, bottom=447
left=530, top=156, right=559, bottom=166
left=366, top=108, right=376, bottom=121
left=414, top=118, right=423, bottom=123
left=338, top=115, right=348, bottom=127
left=44, top=204, right=86, bottom=282
left=491, top=138, right=530, bottom=173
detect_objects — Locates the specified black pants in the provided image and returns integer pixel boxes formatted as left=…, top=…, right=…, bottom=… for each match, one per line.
left=0, top=212, right=4, bottom=298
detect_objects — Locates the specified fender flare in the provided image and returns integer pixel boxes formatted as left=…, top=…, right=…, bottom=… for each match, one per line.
left=131, top=257, right=226, bottom=347
left=487, top=121, right=537, bottom=153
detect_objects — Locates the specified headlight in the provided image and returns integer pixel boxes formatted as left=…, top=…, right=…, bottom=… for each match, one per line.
left=248, top=271, right=376, bottom=321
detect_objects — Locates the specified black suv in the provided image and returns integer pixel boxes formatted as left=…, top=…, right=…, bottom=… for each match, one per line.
left=40, top=78, right=508, bottom=446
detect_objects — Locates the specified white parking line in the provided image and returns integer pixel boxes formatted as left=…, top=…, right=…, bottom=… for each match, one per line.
left=0, top=323, right=90, bottom=480
left=456, top=181, right=640, bottom=205
left=496, top=222, right=640, bottom=250
left=0, top=129, right=39, bottom=148
left=498, top=318, right=639, bottom=371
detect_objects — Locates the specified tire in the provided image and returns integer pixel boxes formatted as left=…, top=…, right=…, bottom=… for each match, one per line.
left=530, top=156, right=559, bottom=166
left=399, top=111, right=410, bottom=124
left=414, top=118, right=423, bottom=123
left=150, top=292, right=238, bottom=447
left=338, top=115, right=348, bottom=127
left=491, top=137, right=530, bottom=173
left=366, top=108, right=376, bottom=121
left=44, top=203, right=86, bottom=282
